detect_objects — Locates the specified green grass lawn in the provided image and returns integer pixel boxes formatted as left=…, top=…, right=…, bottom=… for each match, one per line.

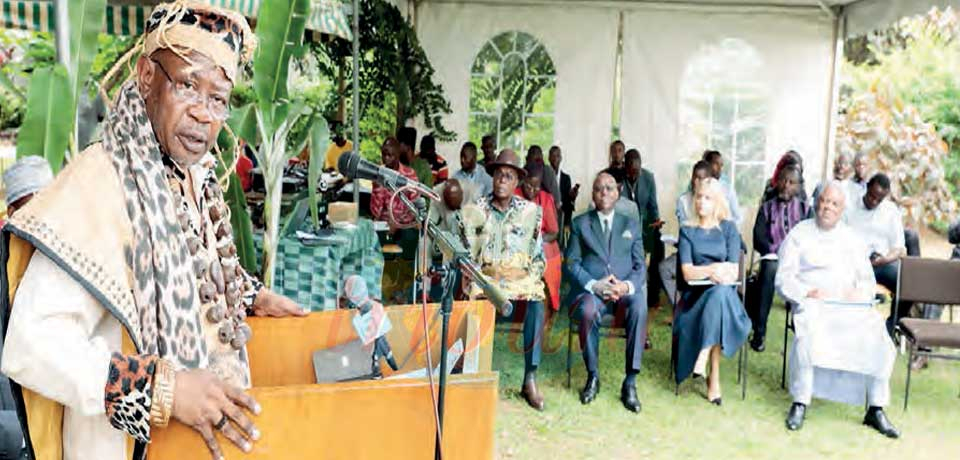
left=491, top=302, right=960, bottom=460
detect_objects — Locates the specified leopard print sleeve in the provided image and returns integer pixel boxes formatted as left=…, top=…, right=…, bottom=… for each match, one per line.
left=105, top=353, right=158, bottom=443
left=241, top=268, right=264, bottom=310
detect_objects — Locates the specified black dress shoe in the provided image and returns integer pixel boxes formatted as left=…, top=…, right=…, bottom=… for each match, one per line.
left=750, top=336, right=766, bottom=352
left=620, top=382, right=641, bottom=413
left=520, top=378, right=545, bottom=411
left=709, top=397, right=722, bottom=406
left=863, top=407, right=900, bottom=439
left=579, top=375, right=600, bottom=405
left=785, top=403, right=806, bottom=431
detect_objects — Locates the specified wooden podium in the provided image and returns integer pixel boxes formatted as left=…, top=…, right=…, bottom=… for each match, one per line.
left=148, top=301, right=498, bottom=460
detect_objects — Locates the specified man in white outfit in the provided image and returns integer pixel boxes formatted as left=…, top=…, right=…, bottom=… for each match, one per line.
left=775, top=181, right=899, bottom=438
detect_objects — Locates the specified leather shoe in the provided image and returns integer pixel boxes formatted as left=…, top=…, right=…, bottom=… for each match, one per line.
left=863, top=408, right=900, bottom=439
left=750, top=336, right=766, bottom=352
left=520, top=379, right=545, bottom=411
left=579, top=375, right=600, bottom=405
left=620, top=382, right=641, bottom=413
left=785, top=403, right=806, bottom=431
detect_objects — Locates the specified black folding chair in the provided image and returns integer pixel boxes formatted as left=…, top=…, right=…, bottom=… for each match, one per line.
left=893, top=257, right=960, bottom=410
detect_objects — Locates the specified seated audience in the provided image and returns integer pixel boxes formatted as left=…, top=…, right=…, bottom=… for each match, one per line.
left=622, top=149, right=664, bottom=308
left=750, top=166, right=812, bottom=352
left=565, top=172, right=647, bottom=412
left=426, top=178, right=482, bottom=260
left=675, top=178, right=752, bottom=405
left=549, top=145, right=578, bottom=242
left=675, top=160, right=713, bottom=226
left=370, top=138, right=419, bottom=228
left=603, top=140, right=627, bottom=184
left=843, top=173, right=908, bottom=332
left=516, top=164, right=562, bottom=315
left=452, top=141, right=493, bottom=197
left=761, top=150, right=808, bottom=204
left=480, top=134, right=497, bottom=167
left=661, top=160, right=713, bottom=308
left=419, top=134, right=449, bottom=185
left=472, top=149, right=547, bottom=411
left=776, top=181, right=899, bottom=438
left=322, top=134, right=353, bottom=171
left=425, top=179, right=482, bottom=300
left=848, top=152, right=871, bottom=200
left=525, top=145, right=561, bottom=209
left=812, top=151, right=852, bottom=202
left=398, top=126, right=433, bottom=186
left=702, top=150, right=743, bottom=226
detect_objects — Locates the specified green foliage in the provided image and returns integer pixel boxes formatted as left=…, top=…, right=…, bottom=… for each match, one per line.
left=14, top=0, right=107, bottom=167
left=215, top=128, right=258, bottom=273
left=68, top=0, right=108, bottom=115
left=317, top=0, right=454, bottom=152
left=253, top=0, right=310, bottom=134
left=842, top=7, right=960, bottom=221
left=0, top=30, right=55, bottom=132
left=16, top=65, right=72, bottom=170
left=90, top=34, right=135, bottom=84
left=470, top=31, right=557, bottom=152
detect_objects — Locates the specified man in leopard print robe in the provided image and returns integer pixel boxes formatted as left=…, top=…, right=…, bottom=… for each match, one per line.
left=0, top=2, right=306, bottom=459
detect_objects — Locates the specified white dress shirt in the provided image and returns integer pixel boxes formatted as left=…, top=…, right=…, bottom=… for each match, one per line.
left=584, top=209, right=636, bottom=296
left=843, top=197, right=905, bottom=256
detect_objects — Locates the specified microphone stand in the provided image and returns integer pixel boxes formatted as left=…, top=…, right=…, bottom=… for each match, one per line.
left=382, top=181, right=491, bottom=460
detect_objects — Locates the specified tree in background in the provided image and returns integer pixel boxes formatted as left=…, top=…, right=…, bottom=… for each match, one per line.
left=836, top=88, right=957, bottom=227
left=317, top=0, right=453, bottom=161
left=842, top=7, right=960, bottom=226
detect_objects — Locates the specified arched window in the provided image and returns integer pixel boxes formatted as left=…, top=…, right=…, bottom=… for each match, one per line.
left=469, top=31, right=557, bottom=153
left=677, top=38, right=769, bottom=206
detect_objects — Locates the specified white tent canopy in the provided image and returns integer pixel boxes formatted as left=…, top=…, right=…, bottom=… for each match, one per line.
left=394, top=0, right=957, bottom=235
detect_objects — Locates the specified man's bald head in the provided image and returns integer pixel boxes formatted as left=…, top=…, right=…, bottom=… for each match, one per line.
left=443, top=179, right=464, bottom=211
left=592, top=172, right=619, bottom=213
left=815, top=180, right=846, bottom=230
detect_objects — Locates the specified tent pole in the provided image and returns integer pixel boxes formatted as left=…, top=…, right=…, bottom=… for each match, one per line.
left=54, top=0, right=77, bottom=160
left=821, top=8, right=845, bottom=184
left=351, top=0, right=360, bottom=203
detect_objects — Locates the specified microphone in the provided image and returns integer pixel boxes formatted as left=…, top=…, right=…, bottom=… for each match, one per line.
left=338, top=151, right=439, bottom=201
left=454, top=257, right=513, bottom=317
left=475, top=274, right=514, bottom=318
left=350, top=297, right=399, bottom=371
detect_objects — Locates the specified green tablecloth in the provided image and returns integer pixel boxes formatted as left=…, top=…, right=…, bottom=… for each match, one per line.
left=254, top=219, right=384, bottom=311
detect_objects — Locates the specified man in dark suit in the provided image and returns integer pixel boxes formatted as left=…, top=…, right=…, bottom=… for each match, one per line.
left=565, top=172, right=648, bottom=413
left=621, top=149, right=664, bottom=309
left=549, top=145, right=579, bottom=248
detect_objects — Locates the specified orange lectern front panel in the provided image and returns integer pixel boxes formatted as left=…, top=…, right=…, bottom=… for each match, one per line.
left=148, top=301, right=498, bottom=460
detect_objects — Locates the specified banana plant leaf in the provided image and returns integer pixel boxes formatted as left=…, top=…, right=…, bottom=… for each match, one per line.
left=253, top=0, right=310, bottom=133
left=216, top=128, right=258, bottom=274
left=228, top=103, right=259, bottom=147
left=225, top=172, right=258, bottom=273
left=69, top=0, right=108, bottom=116
left=16, top=65, right=72, bottom=172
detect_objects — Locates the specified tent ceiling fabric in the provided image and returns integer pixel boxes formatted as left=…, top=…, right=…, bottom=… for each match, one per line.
left=417, top=0, right=960, bottom=36
left=0, top=0, right=353, bottom=40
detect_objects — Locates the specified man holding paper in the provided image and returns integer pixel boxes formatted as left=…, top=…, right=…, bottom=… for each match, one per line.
left=775, top=181, right=899, bottom=438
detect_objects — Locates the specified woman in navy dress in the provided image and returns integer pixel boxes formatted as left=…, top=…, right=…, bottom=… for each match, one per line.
left=675, top=178, right=751, bottom=405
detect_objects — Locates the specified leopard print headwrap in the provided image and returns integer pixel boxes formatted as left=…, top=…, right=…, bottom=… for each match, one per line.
left=102, top=81, right=208, bottom=370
